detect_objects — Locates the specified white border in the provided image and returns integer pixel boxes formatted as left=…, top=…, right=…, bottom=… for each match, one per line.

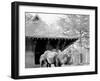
left=19, top=5, right=95, bottom=76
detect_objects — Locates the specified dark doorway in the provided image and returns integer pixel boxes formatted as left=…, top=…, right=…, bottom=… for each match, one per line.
left=35, top=39, right=47, bottom=64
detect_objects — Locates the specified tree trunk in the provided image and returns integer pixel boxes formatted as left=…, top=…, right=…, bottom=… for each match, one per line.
left=79, top=30, right=83, bottom=64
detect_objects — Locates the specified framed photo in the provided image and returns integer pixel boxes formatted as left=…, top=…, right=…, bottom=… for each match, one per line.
left=11, top=1, right=98, bottom=79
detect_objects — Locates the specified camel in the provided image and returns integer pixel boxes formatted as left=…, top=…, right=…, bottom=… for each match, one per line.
left=40, top=48, right=73, bottom=67
left=39, top=49, right=58, bottom=67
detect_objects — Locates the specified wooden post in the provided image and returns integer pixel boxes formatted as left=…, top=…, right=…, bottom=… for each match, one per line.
left=46, top=38, right=50, bottom=50
left=32, top=39, right=37, bottom=65
left=56, top=39, right=60, bottom=50
left=62, top=39, right=67, bottom=51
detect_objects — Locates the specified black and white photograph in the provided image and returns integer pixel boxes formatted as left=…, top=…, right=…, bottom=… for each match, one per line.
left=11, top=1, right=97, bottom=79
left=25, top=13, right=90, bottom=68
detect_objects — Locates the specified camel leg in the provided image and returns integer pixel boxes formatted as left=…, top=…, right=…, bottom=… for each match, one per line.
left=56, top=58, right=62, bottom=67
left=47, top=63, right=51, bottom=67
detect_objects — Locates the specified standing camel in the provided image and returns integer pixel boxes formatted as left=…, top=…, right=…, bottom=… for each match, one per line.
left=39, top=49, right=58, bottom=67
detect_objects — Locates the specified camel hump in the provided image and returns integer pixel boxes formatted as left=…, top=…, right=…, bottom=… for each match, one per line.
left=47, top=51, right=57, bottom=58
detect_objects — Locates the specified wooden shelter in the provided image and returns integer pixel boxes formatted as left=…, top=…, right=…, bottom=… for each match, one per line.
left=26, top=37, right=78, bottom=64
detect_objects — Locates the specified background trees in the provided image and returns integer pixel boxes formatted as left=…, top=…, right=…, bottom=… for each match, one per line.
left=25, top=13, right=33, bottom=23
left=58, top=14, right=89, bottom=49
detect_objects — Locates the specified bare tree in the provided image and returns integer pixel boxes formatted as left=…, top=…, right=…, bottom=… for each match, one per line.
left=25, top=13, right=33, bottom=23
left=58, top=14, right=89, bottom=48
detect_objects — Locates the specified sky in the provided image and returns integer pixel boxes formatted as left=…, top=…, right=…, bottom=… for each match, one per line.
left=25, top=13, right=65, bottom=37
left=28, top=13, right=66, bottom=25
